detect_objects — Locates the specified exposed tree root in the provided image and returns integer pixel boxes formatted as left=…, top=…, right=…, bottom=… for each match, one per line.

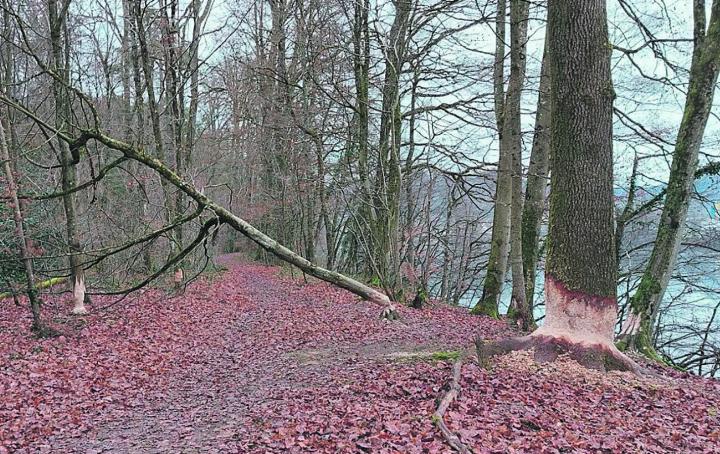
left=433, top=358, right=472, bottom=453
left=476, top=334, right=645, bottom=374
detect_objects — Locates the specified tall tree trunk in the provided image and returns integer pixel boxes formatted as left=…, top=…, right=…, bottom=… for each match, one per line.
left=505, top=0, right=532, bottom=330
left=403, top=65, right=422, bottom=304
left=48, top=0, right=87, bottom=314
left=373, top=0, right=411, bottom=300
left=542, top=0, right=617, bottom=349
left=620, top=0, right=720, bottom=358
left=473, top=0, right=510, bottom=317
left=520, top=33, right=551, bottom=316
left=477, top=0, right=639, bottom=373
left=351, top=0, right=373, bottom=275
left=133, top=1, right=177, bottom=264
left=0, top=116, right=52, bottom=336
left=126, top=0, right=153, bottom=272
left=161, top=0, right=186, bottom=286
left=440, top=180, right=459, bottom=302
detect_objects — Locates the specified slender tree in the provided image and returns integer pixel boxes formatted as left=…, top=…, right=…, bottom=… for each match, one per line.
left=48, top=0, right=87, bottom=314
left=520, top=35, right=551, bottom=313
left=505, top=0, right=531, bottom=329
left=473, top=0, right=510, bottom=317
left=372, top=0, right=412, bottom=300
left=620, top=0, right=720, bottom=358
left=0, top=116, right=53, bottom=336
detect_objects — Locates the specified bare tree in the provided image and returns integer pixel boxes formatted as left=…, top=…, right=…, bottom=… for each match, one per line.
left=620, top=0, right=720, bottom=359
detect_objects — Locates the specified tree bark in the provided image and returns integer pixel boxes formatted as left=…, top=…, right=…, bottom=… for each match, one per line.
left=473, top=0, right=510, bottom=317
left=133, top=1, right=177, bottom=258
left=125, top=0, right=154, bottom=272
left=477, top=0, right=639, bottom=373
left=48, top=0, right=87, bottom=314
left=0, top=116, right=52, bottom=336
left=505, top=0, right=532, bottom=330
left=350, top=0, right=373, bottom=275
left=161, top=0, right=186, bottom=274
left=373, top=0, right=411, bottom=300
left=620, top=0, right=720, bottom=358
left=521, top=34, right=551, bottom=313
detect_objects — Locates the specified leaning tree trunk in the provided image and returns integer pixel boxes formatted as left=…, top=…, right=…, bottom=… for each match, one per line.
left=0, top=116, right=52, bottom=336
left=473, top=0, right=510, bottom=317
left=62, top=127, right=396, bottom=316
left=477, top=0, right=639, bottom=373
left=619, top=0, right=720, bottom=359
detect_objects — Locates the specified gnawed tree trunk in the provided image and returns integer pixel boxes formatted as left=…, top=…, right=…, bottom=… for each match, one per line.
left=70, top=252, right=87, bottom=315
left=48, top=0, right=87, bottom=312
left=619, top=0, right=720, bottom=359
left=0, top=116, right=54, bottom=336
left=477, top=0, right=640, bottom=373
left=473, top=0, right=510, bottom=317
left=521, top=35, right=551, bottom=312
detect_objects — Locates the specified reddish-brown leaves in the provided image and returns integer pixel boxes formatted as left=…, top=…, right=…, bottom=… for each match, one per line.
left=1, top=258, right=718, bottom=453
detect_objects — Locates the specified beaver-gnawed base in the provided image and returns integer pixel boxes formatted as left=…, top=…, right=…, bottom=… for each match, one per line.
left=476, top=334, right=644, bottom=374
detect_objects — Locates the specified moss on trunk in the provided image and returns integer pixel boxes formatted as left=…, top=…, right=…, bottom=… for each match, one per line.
left=625, top=2, right=720, bottom=360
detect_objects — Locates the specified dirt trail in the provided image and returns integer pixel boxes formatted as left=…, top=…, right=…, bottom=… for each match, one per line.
left=9, top=256, right=717, bottom=453
left=36, top=256, right=504, bottom=453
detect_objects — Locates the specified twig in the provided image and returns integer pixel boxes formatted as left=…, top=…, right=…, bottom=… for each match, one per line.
left=433, top=358, right=472, bottom=453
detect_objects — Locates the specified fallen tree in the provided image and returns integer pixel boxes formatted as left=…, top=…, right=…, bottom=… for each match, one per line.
left=87, top=133, right=396, bottom=315
left=0, top=95, right=397, bottom=317
left=0, top=277, right=67, bottom=301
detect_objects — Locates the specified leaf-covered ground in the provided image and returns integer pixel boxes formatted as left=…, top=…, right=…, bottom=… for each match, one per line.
left=1, top=255, right=719, bottom=453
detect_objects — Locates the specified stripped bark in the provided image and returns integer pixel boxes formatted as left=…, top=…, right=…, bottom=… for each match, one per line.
left=476, top=0, right=640, bottom=372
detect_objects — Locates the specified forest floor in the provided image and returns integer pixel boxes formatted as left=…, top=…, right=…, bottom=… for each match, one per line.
left=1, top=254, right=720, bottom=453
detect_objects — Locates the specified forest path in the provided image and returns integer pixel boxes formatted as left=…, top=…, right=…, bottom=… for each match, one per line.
left=5, top=255, right=719, bottom=453
left=32, top=255, right=506, bottom=453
